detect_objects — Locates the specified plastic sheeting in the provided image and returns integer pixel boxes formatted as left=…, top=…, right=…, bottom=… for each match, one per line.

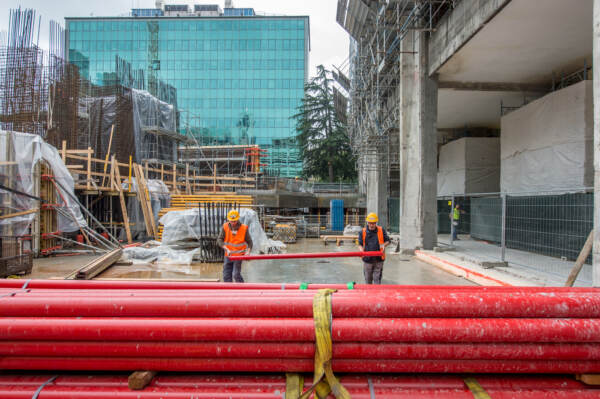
left=84, top=89, right=177, bottom=164
left=131, top=89, right=177, bottom=162
left=343, top=225, right=363, bottom=236
left=0, top=130, right=87, bottom=236
left=123, top=245, right=200, bottom=267
left=159, top=207, right=286, bottom=254
left=437, top=137, right=500, bottom=196
left=501, top=81, right=593, bottom=193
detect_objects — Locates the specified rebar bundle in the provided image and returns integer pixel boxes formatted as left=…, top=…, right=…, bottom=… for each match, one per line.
left=195, top=202, right=240, bottom=262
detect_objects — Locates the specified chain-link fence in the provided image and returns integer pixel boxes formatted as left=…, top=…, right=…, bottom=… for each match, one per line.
left=437, top=188, right=593, bottom=285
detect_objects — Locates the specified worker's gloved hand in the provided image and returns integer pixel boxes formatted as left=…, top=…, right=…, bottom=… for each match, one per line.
left=244, top=249, right=251, bottom=256
left=223, top=247, right=229, bottom=256
left=380, top=245, right=385, bottom=252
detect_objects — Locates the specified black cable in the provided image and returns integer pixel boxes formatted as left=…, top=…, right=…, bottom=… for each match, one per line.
left=0, top=183, right=44, bottom=202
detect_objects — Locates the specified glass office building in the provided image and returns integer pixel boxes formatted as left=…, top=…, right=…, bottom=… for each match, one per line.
left=65, top=13, right=309, bottom=177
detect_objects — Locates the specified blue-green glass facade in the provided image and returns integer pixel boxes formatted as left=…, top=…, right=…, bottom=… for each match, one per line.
left=65, top=16, right=309, bottom=177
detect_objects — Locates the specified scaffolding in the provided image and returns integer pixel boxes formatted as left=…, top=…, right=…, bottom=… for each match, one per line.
left=337, top=0, right=458, bottom=195
left=179, top=144, right=266, bottom=177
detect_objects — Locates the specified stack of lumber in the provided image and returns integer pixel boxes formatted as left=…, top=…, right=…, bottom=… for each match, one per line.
left=170, top=194, right=253, bottom=208
left=0, top=280, right=599, bottom=375
left=64, top=249, right=122, bottom=280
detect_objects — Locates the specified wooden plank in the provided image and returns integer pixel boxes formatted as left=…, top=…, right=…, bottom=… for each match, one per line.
left=128, top=371, right=157, bottom=390
left=565, top=230, right=594, bottom=287
left=0, top=208, right=39, bottom=220
left=137, top=164, right=158, bottom=239
left=61, top=140, right=67, bottom=162
left=172, top=164, right=177, bottom=194
left=112, top=156, right=133, bottom=244
left=213, top=166, right=217, bottom=192
left=577, top=374, right=600, bottom=385
left=86, top=147, right=92, bottom=190
left=132, top=164, right=153, bottom=237
left=185, top=163, right=191, bottom=195
left=100, top=125, right=114, bottom=189
left=64, top=249, right=122, bottom=280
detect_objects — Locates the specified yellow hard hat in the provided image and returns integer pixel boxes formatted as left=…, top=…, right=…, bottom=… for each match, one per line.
left=366, top=212, right=378, bottom=223
left=227, top=209, right=240, bottom=221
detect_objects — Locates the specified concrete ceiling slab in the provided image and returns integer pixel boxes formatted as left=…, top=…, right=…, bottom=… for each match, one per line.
left=438, top=0, right=592, bottom=84
left=437, top=89, right=540, bottom=129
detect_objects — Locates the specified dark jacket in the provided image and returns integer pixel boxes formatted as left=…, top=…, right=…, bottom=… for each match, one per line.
left=358, top=226, right=390, bottom=263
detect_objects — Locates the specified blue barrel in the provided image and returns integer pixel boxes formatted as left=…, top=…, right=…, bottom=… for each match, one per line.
left=330, top=199, right=344, bottom=232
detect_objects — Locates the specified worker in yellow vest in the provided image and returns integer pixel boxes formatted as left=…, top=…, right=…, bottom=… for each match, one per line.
left=217, top=209, right=253, bottom=283
left=357, top=212, right=390, bottom=284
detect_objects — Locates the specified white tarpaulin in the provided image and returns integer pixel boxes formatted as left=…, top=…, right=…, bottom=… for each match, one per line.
left=0, top=130, right=87, bottom=236
left=437, top=137, right=500, bottom=196
left=501, top=81, right=593, bottom=193
left=159, top=207, right=286, bottom=254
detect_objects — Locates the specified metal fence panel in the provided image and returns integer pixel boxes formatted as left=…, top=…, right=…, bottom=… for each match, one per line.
left=436, top=189, right=593, bottom=285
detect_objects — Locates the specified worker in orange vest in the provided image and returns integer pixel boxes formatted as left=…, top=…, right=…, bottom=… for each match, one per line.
left=217, top=209, right=253, bottom=283
left=357, top=212, right=390, bottom=284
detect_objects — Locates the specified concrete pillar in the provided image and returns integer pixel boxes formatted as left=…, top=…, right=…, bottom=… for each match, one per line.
left=365, top=152, right=388, bottom=229
left=398, top=30, right=438, bottom=250
left=593, top=0, right=600, bottom=286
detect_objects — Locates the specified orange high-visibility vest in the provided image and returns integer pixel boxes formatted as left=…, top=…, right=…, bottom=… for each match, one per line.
left=362, top=226, right=385, bottom=260
left=223, top=222, right=249, bottom=255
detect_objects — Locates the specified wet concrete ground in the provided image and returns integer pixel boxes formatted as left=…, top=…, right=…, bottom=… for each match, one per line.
left=29, top=239, right=474, bottom=285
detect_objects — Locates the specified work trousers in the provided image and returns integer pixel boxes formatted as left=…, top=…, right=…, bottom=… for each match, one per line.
left=223, top=257, right=244, bottom=283
left=363, top=261, right=383, bottom=284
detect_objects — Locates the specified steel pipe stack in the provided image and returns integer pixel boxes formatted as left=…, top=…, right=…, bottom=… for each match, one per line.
left=0, top=373, right=599, bottom=398
left=0, top=280, right=599, bottom=373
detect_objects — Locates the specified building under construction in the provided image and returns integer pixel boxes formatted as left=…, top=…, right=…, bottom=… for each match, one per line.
left=0, top=1, right=600, bottom=397
left=335, top=0, right=600, bottom=287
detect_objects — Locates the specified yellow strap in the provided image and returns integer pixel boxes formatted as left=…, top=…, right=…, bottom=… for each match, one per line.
left=299, top=289, right=351, bottom=399
left=285, top=373, right=304, bottom=399
left=464, top=378, right=492, bottom=399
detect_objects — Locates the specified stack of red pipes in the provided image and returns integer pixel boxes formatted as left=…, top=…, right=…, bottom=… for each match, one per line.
left=0, top=373, right=599, bottom=398
left=0, top=280, right=599, bottom=374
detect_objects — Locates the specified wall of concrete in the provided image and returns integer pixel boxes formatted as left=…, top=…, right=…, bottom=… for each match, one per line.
left=592, top=0, right=600, bottom=286
left=428, top=0, right=511, bottom=76
left=398, top=30, right=438, bottom=250
left=365, top=152, right=388, bottom=229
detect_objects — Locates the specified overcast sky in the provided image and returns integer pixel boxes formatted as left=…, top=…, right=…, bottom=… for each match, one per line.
left=0, top=0, right=351, bottom=77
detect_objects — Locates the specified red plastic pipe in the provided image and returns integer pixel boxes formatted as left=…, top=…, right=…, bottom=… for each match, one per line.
left=1, top=317, right=600, bottom=343
left=227, top=250, right=384, bottom=261
left=1, top=357, right=600, bottom=374
left=3, top=290, right=600, bottom=318
left=2, top=341, right=600, bottom=360
left=1, top=279, right=599, bottom=292
left=2, top=387, right=599, bottom=399
left=0, top=373, right=592, bottom=390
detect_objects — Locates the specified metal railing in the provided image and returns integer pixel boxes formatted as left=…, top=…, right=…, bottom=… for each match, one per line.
left=248, top=177, right=358, bottom=194
left=438, top=188, right=593, bottom=285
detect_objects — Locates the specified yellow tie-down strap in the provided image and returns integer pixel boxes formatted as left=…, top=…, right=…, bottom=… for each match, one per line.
left=464, top=377, right=492, bottom=399
left=291, top=289, right=350, bottom=399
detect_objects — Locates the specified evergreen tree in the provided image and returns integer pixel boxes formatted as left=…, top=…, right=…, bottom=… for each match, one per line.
left=293, top=65, right=356, bottom=182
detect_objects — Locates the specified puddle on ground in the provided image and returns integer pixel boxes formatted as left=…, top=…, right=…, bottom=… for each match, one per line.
left=99, top=262, right=222, bottom=280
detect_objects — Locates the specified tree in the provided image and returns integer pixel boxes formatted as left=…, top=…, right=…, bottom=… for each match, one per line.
left=293, top=65, right=356, bottom=182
